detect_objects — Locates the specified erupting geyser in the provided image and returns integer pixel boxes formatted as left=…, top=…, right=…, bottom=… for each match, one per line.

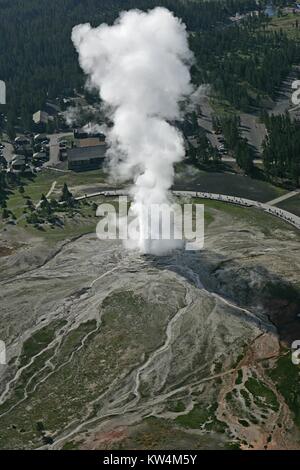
left=72, top=7, right=194, bottom=254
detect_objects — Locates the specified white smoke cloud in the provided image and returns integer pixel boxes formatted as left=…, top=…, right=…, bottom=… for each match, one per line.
left=64, top=106, right=80, bottom=126
left=72, top=7, right=193, bottom=254
left=82, top=122, right=106, bottom=135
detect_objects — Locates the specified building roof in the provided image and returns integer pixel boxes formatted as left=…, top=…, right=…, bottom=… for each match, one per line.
left=76, top=137, right=105, bottom=148
left=12, top=154, right=26, bottom=163
left=33, top=110, right=50, bottom=124
left=67, top=144, right=107, bottom=162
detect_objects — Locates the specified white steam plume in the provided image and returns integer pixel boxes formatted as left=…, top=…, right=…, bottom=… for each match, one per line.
left=72, top=7, right=193, bottom=254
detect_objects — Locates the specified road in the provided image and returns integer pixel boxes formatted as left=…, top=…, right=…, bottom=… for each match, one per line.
left=197, top=70, right=300, bottom=161
left=46, top=132, right=73, bottom=167
left=197, top=93, right=263, bottom=161
left=240, top=113, right=266, bottom=157
left=270, top=67, right=300, bottom=118
left=2, top=141, right=14, bottom=163
left=2, top=132, right=72, bottom=168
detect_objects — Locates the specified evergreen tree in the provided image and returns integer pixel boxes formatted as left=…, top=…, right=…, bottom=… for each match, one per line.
left=40, top=194, right=52, bottom=215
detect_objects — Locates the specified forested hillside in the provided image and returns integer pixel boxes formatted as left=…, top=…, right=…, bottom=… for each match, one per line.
left=0, top=0, right=257, bottom=130
left=0, top=0, right=299, bottom=184
left=191, top=13, right=299, bottom=111
left=263, top=114, right=300, bottom=185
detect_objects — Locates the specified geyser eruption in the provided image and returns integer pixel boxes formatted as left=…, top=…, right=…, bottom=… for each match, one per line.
left=72, top=7, right=193, bottom=254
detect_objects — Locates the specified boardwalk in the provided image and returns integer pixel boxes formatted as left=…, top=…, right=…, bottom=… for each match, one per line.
left=74, top=189, right=300, bottom=231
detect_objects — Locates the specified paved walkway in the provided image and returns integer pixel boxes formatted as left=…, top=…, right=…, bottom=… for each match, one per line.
left=74, top=189, right=300, bottom=231
left=36, top=181, right=57, bottom=208
left=266, top=189, right=300, bottom=206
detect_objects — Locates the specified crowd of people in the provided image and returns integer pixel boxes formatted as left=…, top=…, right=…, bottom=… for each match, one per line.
left=76, top=189, right=300, bottom=231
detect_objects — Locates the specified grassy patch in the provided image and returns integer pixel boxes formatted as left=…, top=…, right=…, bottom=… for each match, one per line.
left=266, top=13, right=300, bottom=40
left=235, top=369, right=243, bottom=386
left=277, top=194, right=300, bottom=218
left=62, top=440, right=79, bottom=450
left=240, top=389, right=251, bottom=408
left=19, top=320, right=66, bottom=368
left=113, top=416, right=217, bottom=450
left=19, top=200, right=99, bottom=243
left=210, top=96, right=237, bottom=117
left=20, top=218, right=97, bottom=243
left=245, top=377, right=279, bottom=412
left=194, top=198, right=300, bottom=236
left=204, top=209, right=214, bottom=228
left=6, top=171, right=58, bottom=216
left=269, top=354, right=300, bottom=427
left=225, top=441, right=241, bottom=449
left=177, top=164, right=287, bottom=202
left=52, top=320, right=97, bottom=365
left=0, top=320, right=66, bottom=416
left=175, top=403, right=227, bottom=433
left=166, top=401, right=186, bottom=413
left=5, top=168, right=106, bottom=219
left=56, top=169, right=106, bottom=190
